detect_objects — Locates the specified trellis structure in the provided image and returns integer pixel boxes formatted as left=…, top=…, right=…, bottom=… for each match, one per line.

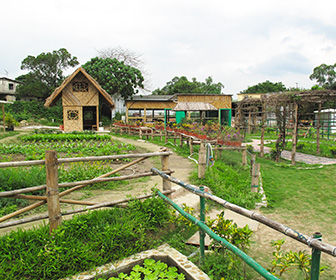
left=236, top=90, right=336, bottom=164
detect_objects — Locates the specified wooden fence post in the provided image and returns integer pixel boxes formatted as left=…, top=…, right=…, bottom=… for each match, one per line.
left=250, top=154, right=256, bottom=174
left=251, top=163, right=260, bottom=193
left=242, top=149, right=247, bottom=166
left=161, top=153, right=172, bottom=198
left=180, top=133, right=183, bottom=148
left=189, top=138, right=194, bottom=154
left=198, top=141, right=206, bottom=178
left=45, top=150, right=62, bottom=234
left=291, top=103, right=298, bottom=165
left=316, top=103, right=321, bottom=155
left=174, top=132, right=177, bottom=145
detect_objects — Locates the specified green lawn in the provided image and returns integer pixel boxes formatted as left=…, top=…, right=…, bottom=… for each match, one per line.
left=219, top=150, right=336, bottom=279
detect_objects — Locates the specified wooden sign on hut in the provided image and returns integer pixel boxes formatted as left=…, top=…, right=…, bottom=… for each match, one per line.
left=44, top=67, right=115, bottom=132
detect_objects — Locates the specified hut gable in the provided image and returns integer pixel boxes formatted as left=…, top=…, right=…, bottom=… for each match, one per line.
left=44, top=67, right=115, bottom=109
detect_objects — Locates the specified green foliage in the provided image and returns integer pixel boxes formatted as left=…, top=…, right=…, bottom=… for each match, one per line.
left=268, top=239, right=318, bottom=279
left=152, top=76, right=224, bottom=95
left=106, top=259, right=185, bottom=280
left=309, top=63, right=336, bottom=89
left=4, top=100, right=63, bottom=123
left=17, top=48, right=79, bottom=100
left=207, top=211, right=253, bottom=251
left=0, top=199, right=172, bottom=280
left=241, top=80, right=286, bottom=94
left=0, top=134, right=135, bottom=161
left=83, top=57, right=144, bottom=100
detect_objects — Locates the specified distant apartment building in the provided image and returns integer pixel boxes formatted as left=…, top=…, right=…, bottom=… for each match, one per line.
left=0, top=77, right=22, bottom=101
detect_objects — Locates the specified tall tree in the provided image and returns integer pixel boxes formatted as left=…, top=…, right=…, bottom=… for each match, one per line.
left=16, top=48, right=79, bottom=100
left=82, top=57, right=144, bottom=100
left=310, top=63, right=336, bottom=89
left=97, top=46, right=150, bottom=92
left=241, top=80, right=286, bottom=94
left=152, top=76, right=224, bottom=95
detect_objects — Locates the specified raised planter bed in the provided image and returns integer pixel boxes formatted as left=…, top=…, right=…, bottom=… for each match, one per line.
left=60, top=244, right=210, bottom=280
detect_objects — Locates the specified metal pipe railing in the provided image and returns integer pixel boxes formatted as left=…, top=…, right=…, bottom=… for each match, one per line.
left=156, top=190, right=279, bottom=280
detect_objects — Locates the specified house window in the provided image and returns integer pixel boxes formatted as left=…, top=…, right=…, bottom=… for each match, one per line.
left=72, top=82, right=88, bottom=92
left=8, top=83, right=14, bottom=90
left=67, top=110, right=79, bottom=120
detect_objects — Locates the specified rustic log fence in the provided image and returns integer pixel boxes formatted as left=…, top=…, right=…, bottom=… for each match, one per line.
left=0, top=149, right=174, bottom=233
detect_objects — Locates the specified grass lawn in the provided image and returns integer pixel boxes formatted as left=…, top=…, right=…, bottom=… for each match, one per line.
left=219, top=150, right=336, bottom=279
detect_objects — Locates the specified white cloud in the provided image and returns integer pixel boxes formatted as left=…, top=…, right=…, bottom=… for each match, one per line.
left=1, top=0, right=336, bottom=93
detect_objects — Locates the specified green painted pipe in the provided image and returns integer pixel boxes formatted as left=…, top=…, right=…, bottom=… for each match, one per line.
left=199, top=186, right=205, bottom=263
left=155, top=190, right=279, bottom=280
left=311, top=232, right=322, bottom=280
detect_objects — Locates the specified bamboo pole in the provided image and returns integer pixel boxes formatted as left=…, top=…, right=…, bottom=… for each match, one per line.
left=260, top=102, right=266, bottom=157
left=316, top=103, right=321, bottom=154
left=251, top=163, right=260, bottom=193
left=0, top=151, right=173, bottom=168
left=151, top=168, right=336, bottom=258
left=0, top=170, right=173, bottom=198
left=59, top=151, right=162, bottom=197
left=11, top=194, right=97, bottom=206
left=0, top=190, right=174, bottom=229
left=0, top=201, right=45, bottom=223
left=161, top=153, right=172, bottom=198
left=198, top=141, right=206, bottom=178
left=242, top=149, right=247, bottom=166
left=45, top=150, right=62, bottom=233
left=291, top=103, right=298, bottom=165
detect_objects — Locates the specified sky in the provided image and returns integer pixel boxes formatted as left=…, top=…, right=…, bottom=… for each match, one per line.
left=1, top=0, right=336, bottom=99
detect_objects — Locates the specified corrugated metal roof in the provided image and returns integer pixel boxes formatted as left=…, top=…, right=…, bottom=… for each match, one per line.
left=171, top=102, right=218, bottom=111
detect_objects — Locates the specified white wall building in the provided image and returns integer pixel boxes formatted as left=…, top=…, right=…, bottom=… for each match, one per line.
left=0, top=77, right=21, bottom=101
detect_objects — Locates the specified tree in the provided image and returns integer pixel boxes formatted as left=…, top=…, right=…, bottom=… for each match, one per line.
left=241, top=81, right=286, bottom=94
left=16, top=48, right=79, bottom=100
left=309, top=63, right=336, bottom=89
left=97, top=46, right=150, bottom=92
left=82, top=57, right=144, bottom=100
left=152, top=76, right=224, bottom=95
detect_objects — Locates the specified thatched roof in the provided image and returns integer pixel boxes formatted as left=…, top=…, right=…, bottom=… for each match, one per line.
left=171, top=102, right=218, bottom=111
left=44, top=67, right=115, bottom=109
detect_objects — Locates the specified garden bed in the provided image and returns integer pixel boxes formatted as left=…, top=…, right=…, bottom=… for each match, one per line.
left=61, top=244, right=210, bottom=280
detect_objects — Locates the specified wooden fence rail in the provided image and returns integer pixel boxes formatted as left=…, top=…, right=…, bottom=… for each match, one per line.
left=0, top=149, right=174, bottom=233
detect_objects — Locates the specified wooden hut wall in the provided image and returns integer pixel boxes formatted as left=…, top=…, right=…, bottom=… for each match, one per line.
left=176, top=95, right=231, bottom=109
left=62, top=72, right=99, bottom=132
left=63, top=106, right=83, bottom=132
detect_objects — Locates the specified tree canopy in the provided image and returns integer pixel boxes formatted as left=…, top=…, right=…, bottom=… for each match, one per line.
left=82, top=57, right=144, bottom=100
left=310, top=63, right=336, bottom=90
left=152, top=76, right=224, bottom=95
left=240, top=80, right=286, bottom=94
left=16, top=48, right=79, bottom=100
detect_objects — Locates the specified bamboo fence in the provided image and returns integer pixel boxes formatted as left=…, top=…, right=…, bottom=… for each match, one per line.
left=0, top=149, right=174, bottom=233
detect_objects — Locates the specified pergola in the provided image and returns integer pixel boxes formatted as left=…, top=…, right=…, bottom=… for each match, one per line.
left=236, top=90, right=336, bottom=164
left=0, top=100, right=14, bottom=132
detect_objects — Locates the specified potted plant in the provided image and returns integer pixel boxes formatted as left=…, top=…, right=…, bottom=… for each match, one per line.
left=5, top=114, right=19, bottom=131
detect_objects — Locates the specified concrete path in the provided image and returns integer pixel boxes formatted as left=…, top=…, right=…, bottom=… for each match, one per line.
left=248, top=139, right=336, bottom=165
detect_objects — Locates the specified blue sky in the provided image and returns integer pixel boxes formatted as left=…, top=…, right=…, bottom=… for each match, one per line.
left=1, top=0, right=336, bottom=98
